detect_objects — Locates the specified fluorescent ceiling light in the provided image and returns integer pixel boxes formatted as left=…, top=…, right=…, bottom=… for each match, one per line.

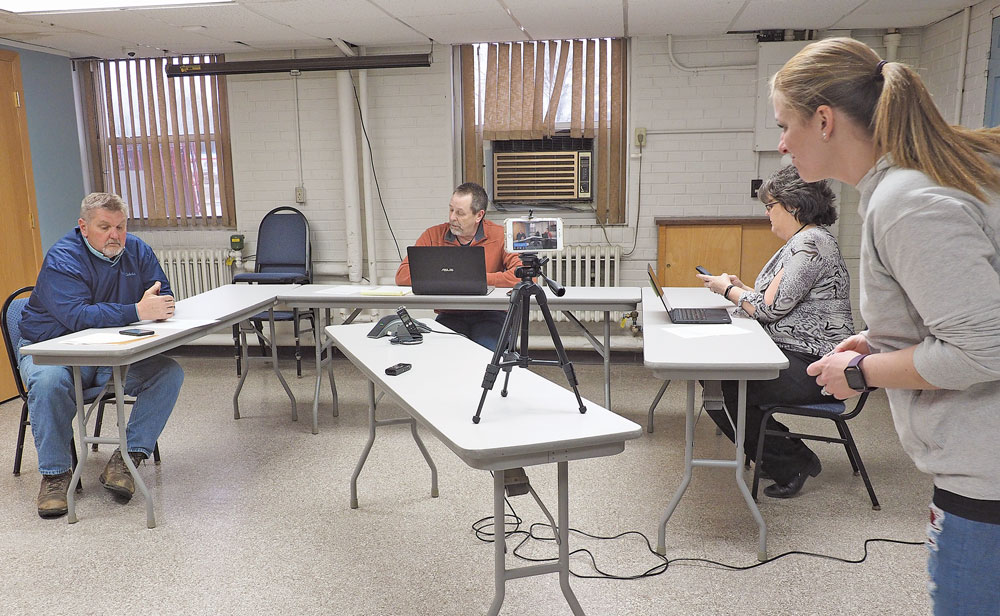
left=0, top=0, right=232, bottom=13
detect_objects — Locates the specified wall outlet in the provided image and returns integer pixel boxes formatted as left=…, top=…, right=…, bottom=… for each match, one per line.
left=750, top=179, right=763, bottom=199
left=634, top=127, right=647, bottom=147
left=295, top=186, right=306, bottom=203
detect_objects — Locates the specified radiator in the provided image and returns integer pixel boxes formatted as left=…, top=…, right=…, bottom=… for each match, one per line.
left=532, top=244, right=622, bottom=322
left=156, top=249, right=234, bottom=301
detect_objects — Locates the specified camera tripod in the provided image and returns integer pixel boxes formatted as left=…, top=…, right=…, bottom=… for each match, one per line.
left=472, top=253, right=587, bottom=424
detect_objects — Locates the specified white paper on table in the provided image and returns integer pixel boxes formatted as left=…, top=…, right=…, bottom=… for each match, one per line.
left=315, top=286, right=365, bottom=296
left=359, top=286, right=411, bottom=296
left=664, top=324, right=752, bottom=339
left=64, top=332, right=156, bottom=345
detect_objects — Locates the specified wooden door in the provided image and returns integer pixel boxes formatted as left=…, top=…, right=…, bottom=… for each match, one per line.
left=657, top=224, right=742, bottom=287
left=0, top=50, right=43, bottom=401
left=740, top=223, right=785, bottom=285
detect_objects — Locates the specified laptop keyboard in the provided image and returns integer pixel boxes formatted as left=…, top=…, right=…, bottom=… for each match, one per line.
left=671, top=308, right=713, bottom=321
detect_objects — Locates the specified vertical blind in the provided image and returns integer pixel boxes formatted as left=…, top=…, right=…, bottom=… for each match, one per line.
left=461, top=39, right=627, bottom=224
left=79, top=55, right=236, bottom=227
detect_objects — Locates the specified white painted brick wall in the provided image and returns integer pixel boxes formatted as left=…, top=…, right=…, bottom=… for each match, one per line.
left=626, top=35, right=760, bottom=286
left=133, top=22, right=990, bottom=321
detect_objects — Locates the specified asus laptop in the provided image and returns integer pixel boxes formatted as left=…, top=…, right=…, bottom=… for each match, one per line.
left=647, top=264, right=731, bottom=324
left=407, top=246, right=494, bottom=296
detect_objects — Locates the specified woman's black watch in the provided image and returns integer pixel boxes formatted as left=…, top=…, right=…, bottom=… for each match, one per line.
left=844, top=354, right=876, bottom=392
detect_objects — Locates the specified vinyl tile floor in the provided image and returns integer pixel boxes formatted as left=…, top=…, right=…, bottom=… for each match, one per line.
left=0, top=348, right=933, bottom=615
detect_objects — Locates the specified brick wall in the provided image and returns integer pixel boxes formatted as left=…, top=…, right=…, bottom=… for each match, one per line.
left=134, top=19, right=991, bottom=318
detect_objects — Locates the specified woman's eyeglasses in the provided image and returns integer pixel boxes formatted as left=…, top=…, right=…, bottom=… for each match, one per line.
left=763, top=201, right=780, bottom=212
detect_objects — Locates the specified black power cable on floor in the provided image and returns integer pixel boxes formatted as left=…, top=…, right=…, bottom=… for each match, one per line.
left=472, top=498, right=923, bottom=580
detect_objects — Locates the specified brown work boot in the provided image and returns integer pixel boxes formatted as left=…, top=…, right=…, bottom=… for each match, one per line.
left=99, top=449, right=145, bottom=501
left=37, top=471, right=72, bottom=518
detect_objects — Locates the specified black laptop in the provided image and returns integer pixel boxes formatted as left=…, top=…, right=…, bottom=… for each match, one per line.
left=647, top=264, right=731, bottom=324
left=407, top=246, right=495, bottom=296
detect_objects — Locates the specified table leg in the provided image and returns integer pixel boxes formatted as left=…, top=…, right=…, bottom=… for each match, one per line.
left=233, top=321, right=251, bottom=419
left=311, top=308, right=340, bottom=434
left=327, top=309, right=338, bottom=414
left=561, top=309, right=613, bottom=410
left=646, top=380, right=671, bottom=433
left=350, top=380, right=439, bottom=509
left=603, top=311, right=611, bottom=410
left=657, top=380, right=696, bottom=554
left=409, top=421, right=438, bottom=498
left=350, top=380, right=378, bottom=509
left=558, top=461, right=585, bottom=615
left=67, top=367, right=87, bottom=524
left=733, top=379, right=767, bottom=561
left=110, top=365, right=155, bottom=528
left=487, top=470, right=506, bottom=616
left=267, top=308, right=298, bottom=423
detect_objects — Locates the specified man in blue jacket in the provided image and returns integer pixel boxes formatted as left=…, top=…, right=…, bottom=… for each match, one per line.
left=18, top=192, right=184, bottom=519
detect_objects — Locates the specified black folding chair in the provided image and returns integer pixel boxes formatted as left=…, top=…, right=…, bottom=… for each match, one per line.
left=2, top=286, right=159, bottom=478
left=752, top=393, right=879, bottom=510
left=232, top=206, right=315, bottom=377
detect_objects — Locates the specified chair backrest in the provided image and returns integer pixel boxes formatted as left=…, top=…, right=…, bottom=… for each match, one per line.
left=1, top=286, right=33, bottom=401
left=255, top=206, right=311, bottom=281
left=840, top=391, right=870, bottom=420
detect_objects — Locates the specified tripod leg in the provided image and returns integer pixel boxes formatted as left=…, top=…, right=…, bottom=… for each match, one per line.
left=534, top=290, right=587, bottom=414
left=501, top=297, right=527, bottom=397
left=474, top=287, right=524, bottom=424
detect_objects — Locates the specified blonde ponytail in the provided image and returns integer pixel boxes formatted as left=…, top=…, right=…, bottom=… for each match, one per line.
left=773, top=37, right=1000, bottom=201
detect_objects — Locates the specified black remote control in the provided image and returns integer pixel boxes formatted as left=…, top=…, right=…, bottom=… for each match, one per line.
left=385, top=363, right=412, bottom=376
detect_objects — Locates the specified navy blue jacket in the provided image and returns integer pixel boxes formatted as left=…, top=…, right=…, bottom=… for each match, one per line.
left=20, top=229, right=171, bottom=343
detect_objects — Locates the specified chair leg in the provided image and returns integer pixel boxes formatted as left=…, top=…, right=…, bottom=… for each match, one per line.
left=152, top=442, right=161, bottom=465
left=14, top=401, right=28, bottom=476
left=834, top=419, right=860, bottom=474
left=253, top=320, right=267, bottom=357
left=92, top=400, right=106, bottom=451
left=751, top=410, right=777, bottom=501
left=839, top=422, right=880, bottom=510
left=233, top=323, right=242, bottom=376
left=294, top=308, right=302, bottom=378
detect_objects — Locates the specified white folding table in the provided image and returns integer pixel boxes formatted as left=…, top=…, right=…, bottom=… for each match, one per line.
left=279, top=285, right=640, bottom=434
left=19, top=284, right=301, bottom=527
left=641, top=286, right=788, bottom=561
left=326, top=321, right=642, bottom=615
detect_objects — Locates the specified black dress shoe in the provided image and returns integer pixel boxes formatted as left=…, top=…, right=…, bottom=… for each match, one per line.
left=763, top=455, right=822, bottom=499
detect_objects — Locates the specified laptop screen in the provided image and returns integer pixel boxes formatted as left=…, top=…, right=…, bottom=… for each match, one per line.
left=407, top=246, right=489, bottom=295
left=646, top=264, right=673, bottom=312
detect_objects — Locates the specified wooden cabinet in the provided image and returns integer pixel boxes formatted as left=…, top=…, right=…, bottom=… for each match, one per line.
left=655, top=218, right=784, bottom=288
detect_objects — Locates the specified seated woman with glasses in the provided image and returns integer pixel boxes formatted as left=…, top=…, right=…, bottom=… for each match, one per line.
left=696, top=164, right=854, bottom=498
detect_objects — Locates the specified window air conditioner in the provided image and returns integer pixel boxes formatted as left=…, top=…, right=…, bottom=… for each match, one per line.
left=493, top=150, right=592, bottom=202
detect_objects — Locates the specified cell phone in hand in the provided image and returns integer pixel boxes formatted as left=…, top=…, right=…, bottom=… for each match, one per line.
left=695, top=266, right=712, bottom=276
left=119, top=328, right=155, bottom=337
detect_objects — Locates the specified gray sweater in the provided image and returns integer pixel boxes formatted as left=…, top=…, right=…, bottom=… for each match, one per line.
left=857, top=157, right=1000, bottom=500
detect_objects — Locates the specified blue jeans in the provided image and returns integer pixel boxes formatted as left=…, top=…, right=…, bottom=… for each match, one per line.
left=927, top=501, right=1000, bottom=615
left=435, top=311, right=506, bottom=351
left=18, top=340, right=183, bottom=476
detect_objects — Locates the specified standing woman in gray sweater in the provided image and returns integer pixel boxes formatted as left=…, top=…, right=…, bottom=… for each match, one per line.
left=772, top=37, right=1000, bottom=615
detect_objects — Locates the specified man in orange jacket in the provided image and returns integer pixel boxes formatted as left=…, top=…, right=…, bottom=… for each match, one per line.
left=395, top=182, right=521, bottom=349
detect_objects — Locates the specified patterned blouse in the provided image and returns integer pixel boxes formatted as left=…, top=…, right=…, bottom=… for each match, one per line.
left=738, top=226, right=854, bottom=357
